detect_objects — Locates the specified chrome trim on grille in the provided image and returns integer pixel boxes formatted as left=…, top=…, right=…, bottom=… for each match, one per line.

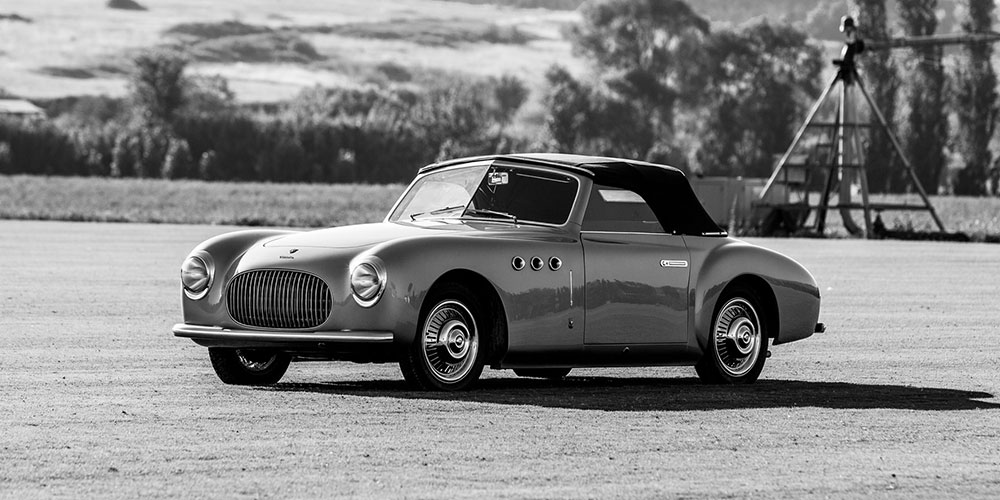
left=227, top=269, right=332, bottom=329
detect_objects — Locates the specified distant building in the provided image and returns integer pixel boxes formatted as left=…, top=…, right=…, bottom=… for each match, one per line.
left=0, top=99, right=45, bottom=118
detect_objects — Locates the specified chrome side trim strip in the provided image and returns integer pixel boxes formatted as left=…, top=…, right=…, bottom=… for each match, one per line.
left=660, top=260, right=689, bottom=268
left=581, top=230, right=673, bottom=236
left=172, top=324, right=394, bottom=343
left=569, top=270, right=573, bottom=307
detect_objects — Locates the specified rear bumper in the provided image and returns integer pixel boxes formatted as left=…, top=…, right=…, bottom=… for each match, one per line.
left=173, top=324, right=395, bottom=358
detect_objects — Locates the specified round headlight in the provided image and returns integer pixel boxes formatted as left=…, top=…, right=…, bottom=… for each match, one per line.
left=350, top=260, right=386, bottom=307
left=181, top=255, right=212, bottom=299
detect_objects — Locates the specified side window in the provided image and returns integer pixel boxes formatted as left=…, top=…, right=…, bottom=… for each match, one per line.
left=582, top=185, right=665, bottom=233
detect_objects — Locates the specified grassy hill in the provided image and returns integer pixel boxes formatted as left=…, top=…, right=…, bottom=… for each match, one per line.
left=0, top=0, right=580, bottom=102
left=0, top=0, right=969, bottom=104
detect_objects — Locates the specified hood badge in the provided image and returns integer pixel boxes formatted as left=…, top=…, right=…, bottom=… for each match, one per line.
left=280, top=248, right=299, bottom=260
left=289, top=248, right=299, bottom=254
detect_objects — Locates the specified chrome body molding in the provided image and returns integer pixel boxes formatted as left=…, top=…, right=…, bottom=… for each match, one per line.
left=173, top=324, right=394, bottom=343
left=660, top=259, right=689, bottom=268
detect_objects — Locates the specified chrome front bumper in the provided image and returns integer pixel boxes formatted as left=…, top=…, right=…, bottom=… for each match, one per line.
left=173, top=323, right=394, bottom=345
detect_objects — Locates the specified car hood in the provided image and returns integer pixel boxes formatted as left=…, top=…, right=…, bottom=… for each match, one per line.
left=264, top=222, right=424, bottom=249
left=262, top=220, right=511, bottom=250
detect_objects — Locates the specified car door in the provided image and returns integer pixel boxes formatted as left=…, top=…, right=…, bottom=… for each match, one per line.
left=582, top=185, right=690, bottom=345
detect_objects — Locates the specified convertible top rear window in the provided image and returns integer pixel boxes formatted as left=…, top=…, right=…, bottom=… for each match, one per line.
left=583, top=186, right=665, bottom=233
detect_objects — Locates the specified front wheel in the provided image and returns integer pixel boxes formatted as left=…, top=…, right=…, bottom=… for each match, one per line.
left=400, top=283, right=488, bottom=391
left=695, top=286, right=768, bottom=384
left=209, top=348, right=291, bottom=385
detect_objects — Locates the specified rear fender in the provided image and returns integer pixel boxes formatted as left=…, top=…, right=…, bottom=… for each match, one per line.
left=686, top=237, right=820, bottom=350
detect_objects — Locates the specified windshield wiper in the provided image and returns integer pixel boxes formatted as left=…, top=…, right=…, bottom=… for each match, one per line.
left=409, top=205, right=466, bottom=221
left=464, top=208, right=518, bottom=223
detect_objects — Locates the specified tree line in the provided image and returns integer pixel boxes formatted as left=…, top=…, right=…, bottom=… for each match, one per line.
left=1, top=0, right=998, bottom=196
left=855, top=0, right=998, bottom=195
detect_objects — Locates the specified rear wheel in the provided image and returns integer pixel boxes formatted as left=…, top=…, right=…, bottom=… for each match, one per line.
left=400, top=283, right=488, bottom=391
left=209, top=348, right=291, bottom=385
left=513, top=368, right=571, bottom=380
left=695, top=285, right=768, bottom=384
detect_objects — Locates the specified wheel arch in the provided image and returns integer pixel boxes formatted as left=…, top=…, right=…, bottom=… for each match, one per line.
left=722, top=274, right=779, bottom=340
left=425, top=269, right=508, bottom=367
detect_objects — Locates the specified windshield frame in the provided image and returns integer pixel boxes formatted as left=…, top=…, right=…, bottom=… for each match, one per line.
left=385, top=160, right=584, bottom=228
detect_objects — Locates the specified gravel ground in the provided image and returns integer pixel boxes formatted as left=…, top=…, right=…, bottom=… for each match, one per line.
left=2, top=220, right=998, bottom=498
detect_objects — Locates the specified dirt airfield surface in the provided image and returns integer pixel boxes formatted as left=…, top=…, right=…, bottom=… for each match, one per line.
left=2, top=220, right=999, bottom=498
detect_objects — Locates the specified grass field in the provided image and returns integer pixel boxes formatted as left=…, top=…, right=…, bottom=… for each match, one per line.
left=3, top=174, right=998, bottom=238
left=2, top=220, right=999, bottom=498
left=0, top=175, right=405, bottom=227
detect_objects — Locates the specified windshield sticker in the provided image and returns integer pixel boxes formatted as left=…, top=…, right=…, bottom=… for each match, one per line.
left=488, top=172, right=509, bottom=186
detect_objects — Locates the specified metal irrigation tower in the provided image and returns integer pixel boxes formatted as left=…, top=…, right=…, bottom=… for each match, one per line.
left=757, top=16, right=1000, bottom=238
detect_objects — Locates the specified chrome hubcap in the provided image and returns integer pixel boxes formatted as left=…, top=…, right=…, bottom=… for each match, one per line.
left=713, top=298, right=761, bottom=377
left=422, top=300, right=479, bottom=383
left=236, top=349, right=277, bottom=372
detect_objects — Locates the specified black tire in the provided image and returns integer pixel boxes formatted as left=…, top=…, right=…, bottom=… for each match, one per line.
left=513, top=368, right=571, bottom=380
left=209, top=348, right=291, bottom=386
left=399, top=283, right=488, bottom=391
left=695, top=285, right=768, bottom=384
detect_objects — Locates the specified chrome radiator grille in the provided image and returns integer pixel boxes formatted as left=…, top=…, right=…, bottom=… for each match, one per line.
left=227, top=270, right=332, bottom=329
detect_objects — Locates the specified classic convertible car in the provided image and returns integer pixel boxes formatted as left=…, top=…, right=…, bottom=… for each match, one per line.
left=174, top=153, right=823, bottom=390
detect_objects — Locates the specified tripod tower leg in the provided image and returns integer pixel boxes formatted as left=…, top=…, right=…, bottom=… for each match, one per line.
left=842, top=80, right=873, bottom=238
left=854, top=71, right=947, bottom=232
left=760, top=73, right=840, bottom=202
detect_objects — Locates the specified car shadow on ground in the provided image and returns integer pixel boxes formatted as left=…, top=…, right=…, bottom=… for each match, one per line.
left=260, top=377, right=999, bottom=412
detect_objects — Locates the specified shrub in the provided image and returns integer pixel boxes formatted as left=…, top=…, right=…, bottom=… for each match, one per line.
left=162, top=137, right=194, bottom=179
left=165, top=21, right=271, bottom=40
left=106, top=0, right=147, bottom=11
left=0, top=119, right=80, bottom=175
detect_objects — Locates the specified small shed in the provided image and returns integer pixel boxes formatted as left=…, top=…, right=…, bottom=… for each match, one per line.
left=0, top=99, right=45, bottom=118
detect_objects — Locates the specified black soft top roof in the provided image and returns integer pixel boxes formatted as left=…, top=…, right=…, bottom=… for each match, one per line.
left=421, top=153, right=725, bottom=237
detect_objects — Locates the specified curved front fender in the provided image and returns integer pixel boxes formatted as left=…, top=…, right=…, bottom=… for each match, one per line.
left=181, top=229, right=297, bottom=324
left=365, top=230, right=583, bottom=356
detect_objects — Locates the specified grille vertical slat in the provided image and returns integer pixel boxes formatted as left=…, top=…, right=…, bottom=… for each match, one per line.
left=307, top=274, right=316, bottom=328
left=253, top=270, right=261, bottom=325
left=282, top=272, right=290, bottom=329
left=269, top=270, right=280, bottom=327
left=227, top=270, right=331, bottom=329
left=294, top=272, right=304, bottom=329
left=280, top=271, right=288, bottom=329
left=264, top=270, right=274, bottom=326
left=283, top=271, right=293, bottom=329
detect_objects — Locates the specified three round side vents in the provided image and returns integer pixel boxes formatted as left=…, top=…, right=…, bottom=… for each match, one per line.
left=512, top=255, right=561, bottom=271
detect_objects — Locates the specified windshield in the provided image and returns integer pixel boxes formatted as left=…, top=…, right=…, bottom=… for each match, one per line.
left=388, top=164, right=579, bottom=225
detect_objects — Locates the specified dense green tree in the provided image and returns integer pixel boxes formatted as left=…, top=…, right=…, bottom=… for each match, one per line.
left=130, top=50, right=187, bottom=123
left=568, top=0, right=710, bottom=141
left=542, top=65, right=658, bottom=160
left=953, top=0, right=998, bottom=195
left=181, top=75, right=236, bottom=118
left=851, top=0, right=905, bottom=192
left=543, top=66, right=592, bottom=152
left=492, top=74, right=529, bottom=126
left=696, top=22, right=823, bottom=177
left=898, top=0, right=948, bottom=194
